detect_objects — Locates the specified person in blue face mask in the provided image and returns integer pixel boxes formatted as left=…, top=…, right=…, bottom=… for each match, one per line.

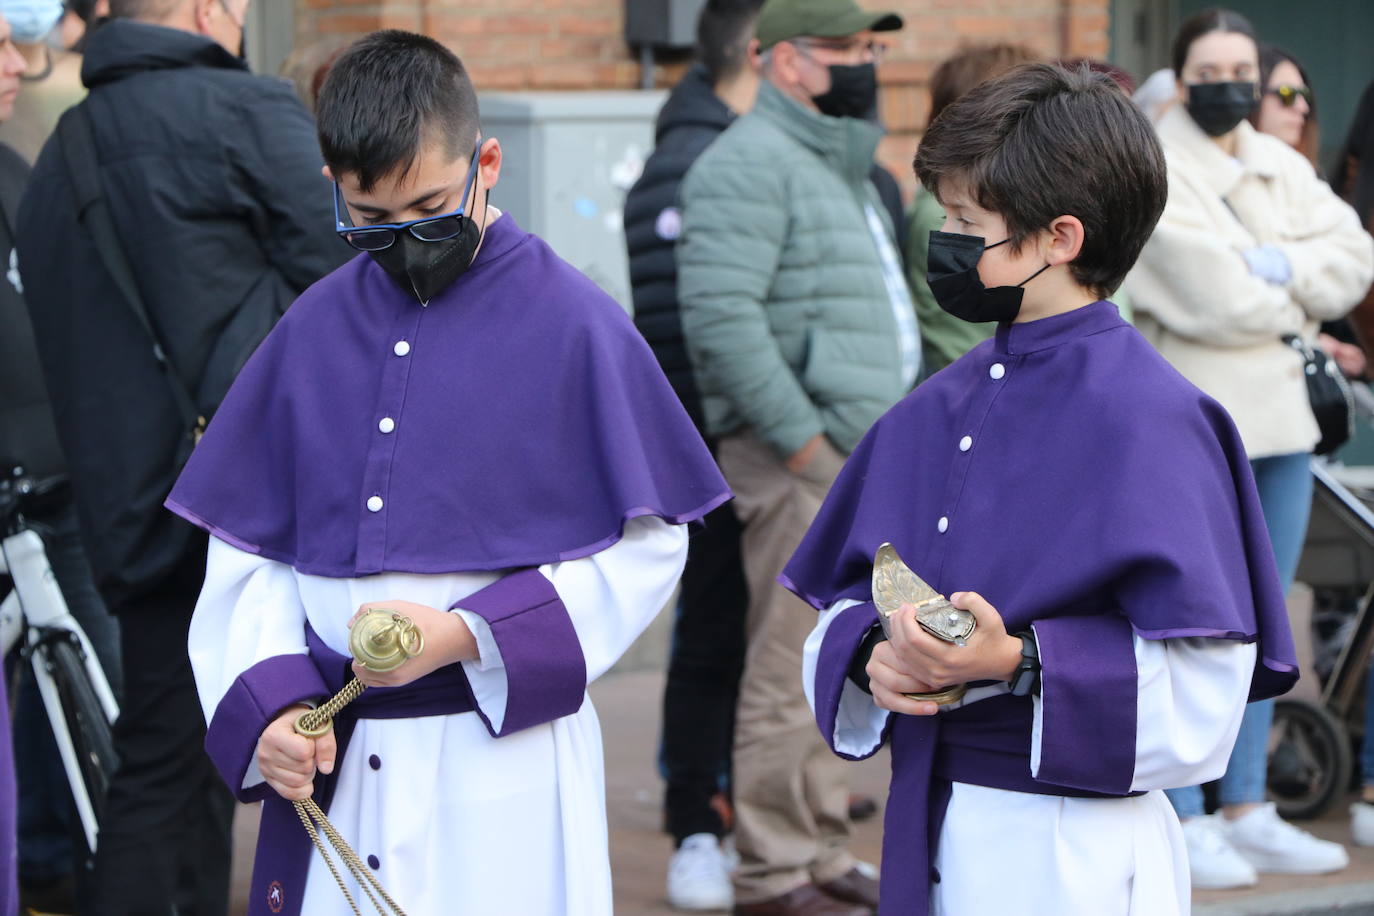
left=1125, top=9, right=1374, bottom=891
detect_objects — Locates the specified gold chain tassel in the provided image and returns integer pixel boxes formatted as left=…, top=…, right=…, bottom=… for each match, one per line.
left=286, top=611, right=425, bottom=916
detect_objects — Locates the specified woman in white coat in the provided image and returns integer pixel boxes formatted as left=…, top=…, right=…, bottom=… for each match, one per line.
left=1125, top=6, right=1374, bottom=892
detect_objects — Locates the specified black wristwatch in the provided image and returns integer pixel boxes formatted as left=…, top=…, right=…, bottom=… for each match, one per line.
left=848, top=624, right=886, bottom=695
left=1009, top=631, right=1041, bottom=697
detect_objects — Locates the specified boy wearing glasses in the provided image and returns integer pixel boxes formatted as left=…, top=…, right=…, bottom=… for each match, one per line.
left=783, top=64, right=1299, bottom=914
left=167, top=31, right=729, bottom=916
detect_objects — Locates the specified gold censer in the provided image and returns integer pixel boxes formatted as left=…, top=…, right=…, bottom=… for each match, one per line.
left=871, top=543, right=976, bottom=705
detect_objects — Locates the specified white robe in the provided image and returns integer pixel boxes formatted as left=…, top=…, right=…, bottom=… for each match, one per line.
left=189, top=515, right=687, bottom=916
left=804, top=598, right=1258, bottom=916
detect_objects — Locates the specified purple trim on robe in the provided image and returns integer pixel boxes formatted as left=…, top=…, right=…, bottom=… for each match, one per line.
left=451, top=568, right=587, bottom=736
left=165, top=213, right=731, bottom=579
left=812, top=601, right=887, bottom=761
left=240, top=628, right=477, bottom=916
left=204, top=653, right=329, bottom=804
left=1032, top=615, right=1138, bottom=795
left=0, top=669, right=16, bottom=916
left=163, top=497, right=262, bottom=555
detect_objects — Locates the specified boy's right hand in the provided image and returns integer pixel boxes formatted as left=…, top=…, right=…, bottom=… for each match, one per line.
left=867, top=641, right=941, bottom=718
left=256, top=704, right=337, bottom=801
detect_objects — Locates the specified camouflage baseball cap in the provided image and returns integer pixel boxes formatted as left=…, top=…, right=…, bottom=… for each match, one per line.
left=755, top=0, right=903, bottom=51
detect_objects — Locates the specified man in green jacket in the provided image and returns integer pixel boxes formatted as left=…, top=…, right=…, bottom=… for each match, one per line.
left=677, top=1, right=917, bottom=912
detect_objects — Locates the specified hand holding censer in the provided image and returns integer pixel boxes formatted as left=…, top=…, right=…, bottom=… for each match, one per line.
left=871, top=543, right=976, bottom=705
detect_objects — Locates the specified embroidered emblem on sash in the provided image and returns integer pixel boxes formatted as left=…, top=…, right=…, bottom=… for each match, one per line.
left=267, top=880, right=285, bottom=913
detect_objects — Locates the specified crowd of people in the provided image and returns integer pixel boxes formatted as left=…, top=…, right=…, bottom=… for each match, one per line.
left=0, top=0, right=1373, bottom=915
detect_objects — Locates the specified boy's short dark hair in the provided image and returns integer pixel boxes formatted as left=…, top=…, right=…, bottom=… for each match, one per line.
left=698, top=0, right=765, bottom=85
left=914, top=62, right=1167, bottom=301
left=316, top=30, right=480, bottom=194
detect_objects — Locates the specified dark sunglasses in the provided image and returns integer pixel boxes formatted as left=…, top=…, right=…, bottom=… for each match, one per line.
left=1266, top=85, right=1312, bottom=108
left=333, top=142, right=482, bottom=252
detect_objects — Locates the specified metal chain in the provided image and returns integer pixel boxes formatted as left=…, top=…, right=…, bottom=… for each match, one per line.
left=290, top=660, right=406, bottom=913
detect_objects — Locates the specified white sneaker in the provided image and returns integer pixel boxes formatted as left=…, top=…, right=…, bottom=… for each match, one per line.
left=1351, top=802, right=1374, bottom=847
left=1180, top=816, right=1258, bottom=890
left=667, top=833, right=733, bottom=911
left=1226, top=802, right=1350, bottom=874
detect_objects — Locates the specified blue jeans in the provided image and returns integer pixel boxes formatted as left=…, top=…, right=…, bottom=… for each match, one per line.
left=1167, top=452, right=1312, bottom=818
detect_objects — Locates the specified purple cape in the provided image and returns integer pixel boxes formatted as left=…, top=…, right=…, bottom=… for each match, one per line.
left=783, top=301, right=1297, bottom=699
left=167, top=213, right=729, bottom=575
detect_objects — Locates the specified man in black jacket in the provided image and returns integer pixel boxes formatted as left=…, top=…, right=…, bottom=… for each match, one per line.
left=624, top=2, right=761, bottom=910
left=15, top=1, right=347, bottom=911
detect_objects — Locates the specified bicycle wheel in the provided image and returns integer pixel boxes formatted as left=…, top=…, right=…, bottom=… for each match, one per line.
left=41, top=632, right=117, bottom=857
left=1268, top=698, right=1352, bottom=820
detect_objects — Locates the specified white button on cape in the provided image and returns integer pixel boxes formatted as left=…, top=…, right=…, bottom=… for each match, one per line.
left=366, top=496, right=384, bottom=512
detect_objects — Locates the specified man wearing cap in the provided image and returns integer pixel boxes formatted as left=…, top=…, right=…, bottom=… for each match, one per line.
left=676, top=1, right=916, bottom=913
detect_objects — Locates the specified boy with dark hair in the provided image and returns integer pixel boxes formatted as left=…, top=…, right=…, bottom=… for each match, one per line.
left=783, top=63, right=1298, bottom=914
left=169, top=30, right=729, bottom=916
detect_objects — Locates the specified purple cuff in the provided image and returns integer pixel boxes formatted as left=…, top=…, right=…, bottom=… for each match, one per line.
left=813, top=601, right=885, bottom=760
left=451, top=568, right=587, bottom=737
left=205, top=653, right=329, bottom=803
left=1033, top=614, right=1138, bottom=795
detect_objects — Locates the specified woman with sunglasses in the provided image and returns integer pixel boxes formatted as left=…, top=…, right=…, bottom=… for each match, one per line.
left=1251, top=45, right=1320, bottom=166
left=1126, top=7, right=1374, bottom=891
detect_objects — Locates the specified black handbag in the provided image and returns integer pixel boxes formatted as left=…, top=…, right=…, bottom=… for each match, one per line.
left=1284, top=335, right=1354, bottom=456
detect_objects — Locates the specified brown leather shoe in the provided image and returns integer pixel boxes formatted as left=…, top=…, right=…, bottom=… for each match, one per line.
left=732, top=882, right=872, bottom=916
left=818, top=867, right=880, bottom=909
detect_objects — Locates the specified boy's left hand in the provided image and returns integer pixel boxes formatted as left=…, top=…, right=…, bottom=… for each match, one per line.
left=886, top=591, right=1022, bottom=689
left=347, top=600, right=478, bottom=688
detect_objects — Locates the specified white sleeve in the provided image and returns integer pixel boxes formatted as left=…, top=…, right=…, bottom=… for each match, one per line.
left=804, top=598, right=891, bottom=758
left=452, top=515, right=687, bottom=733
left=1127, top=636, right=1256, bottom=791
left=188, top=536, right=311, bottom=790
left=1026, top=632, right=1255, bottom=791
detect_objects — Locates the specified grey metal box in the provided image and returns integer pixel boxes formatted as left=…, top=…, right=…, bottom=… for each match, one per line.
left=479, top=91, right=668, bottom=312
left=625, top=0, right=707, bottom=48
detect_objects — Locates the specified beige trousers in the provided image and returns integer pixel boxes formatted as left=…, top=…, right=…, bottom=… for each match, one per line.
left=718, top=431, right=856, bottom=904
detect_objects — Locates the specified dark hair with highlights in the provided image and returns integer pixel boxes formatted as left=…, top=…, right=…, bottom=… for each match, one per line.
left=316, top=31, right=480, bottom=194
left=914, top=63, right=1168, bottom=300
left=697, top=0, right=765, bottom=84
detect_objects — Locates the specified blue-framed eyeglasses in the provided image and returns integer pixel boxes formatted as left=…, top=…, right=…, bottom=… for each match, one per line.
left=333, top=141, right=483, bottom=252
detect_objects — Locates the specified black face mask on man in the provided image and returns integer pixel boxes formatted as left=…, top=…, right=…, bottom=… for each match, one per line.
left=926, top=231, right=1051, bottom=324
left=1184, top=81, right=1258, bottom=137
left=812, top=62, right=879, bottom=120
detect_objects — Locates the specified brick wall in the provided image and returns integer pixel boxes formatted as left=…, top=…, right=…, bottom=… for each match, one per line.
left=294, top=0, right=1110, bottom=193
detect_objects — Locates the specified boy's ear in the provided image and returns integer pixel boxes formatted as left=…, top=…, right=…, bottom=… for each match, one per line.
left=1044, top=214, right=1085, bottom=266
left=477, top=137, right=502, bottom=194
left=322, top=165, right=335, bottom=183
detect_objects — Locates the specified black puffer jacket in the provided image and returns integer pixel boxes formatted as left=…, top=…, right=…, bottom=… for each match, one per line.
left=16, top=20, right=348, bottom=606
left=624, top=66, right=734, bottom=431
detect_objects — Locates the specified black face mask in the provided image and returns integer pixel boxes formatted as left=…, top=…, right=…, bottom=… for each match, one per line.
left=812, top=62, right=878, bottom=120
left=1185, top=81, right=1258, bottom=137
left=369, top=193, right=488, bottom=304
left=926, top=231, right=1050, bottom=324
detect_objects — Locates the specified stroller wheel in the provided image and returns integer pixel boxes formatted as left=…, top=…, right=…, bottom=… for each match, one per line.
left=1267, top=699, right=1352, bottom=820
